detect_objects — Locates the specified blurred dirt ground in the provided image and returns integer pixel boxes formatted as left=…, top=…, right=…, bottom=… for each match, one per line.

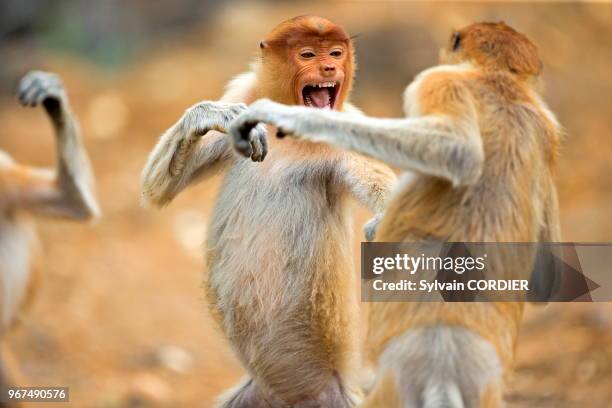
left=0, top=2, right=611, bottom=407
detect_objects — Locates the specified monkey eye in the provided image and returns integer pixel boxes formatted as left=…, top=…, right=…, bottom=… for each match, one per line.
left=451, top=32, right=461, bottom=51
left=329, top=49, right=343, bottom=58
left=300, top=50, right=316, bottom=59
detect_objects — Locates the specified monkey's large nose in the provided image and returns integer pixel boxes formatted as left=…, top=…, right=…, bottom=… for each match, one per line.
left=321, top=64, right=336, bottom=76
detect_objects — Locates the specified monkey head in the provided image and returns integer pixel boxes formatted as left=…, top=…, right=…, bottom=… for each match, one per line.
left=440, top=22, right=542, bottom=78
left=258, top=15, right=354, bottom=110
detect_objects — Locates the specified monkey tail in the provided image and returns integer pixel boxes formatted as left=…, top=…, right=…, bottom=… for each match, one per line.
left=421, top=381, right=464, bottom=408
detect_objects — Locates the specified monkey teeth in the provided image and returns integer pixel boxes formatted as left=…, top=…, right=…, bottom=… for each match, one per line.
left=313, top=82, right=336, bottom=88
left=302, top=82, right=339, bottom=109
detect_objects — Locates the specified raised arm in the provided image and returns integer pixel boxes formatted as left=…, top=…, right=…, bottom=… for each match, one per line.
left=231, top=71, right=483, bottom=187
left=140, top=72, right=267, bottom=207
left=0, top=71, right=99, bottom=220
left=140, top=101, right=268, bottom=207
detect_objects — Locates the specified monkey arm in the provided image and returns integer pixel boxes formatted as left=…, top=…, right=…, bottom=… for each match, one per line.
left=338, top=154, right=397, bottom=240
left=528, top=175, right=563, bottom=302
left=3, top=71, right=100, bottom=220
left=140, top=101, right=267, bottom=207
left=540, top=177, right=562, bottom=242
left=232, top=76, right=483, bottom=187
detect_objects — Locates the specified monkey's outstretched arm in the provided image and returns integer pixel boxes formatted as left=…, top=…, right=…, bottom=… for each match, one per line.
left=232, top=76, right=483, bottom=187
left=140, top=101, right=267, bottom=207
left=0, top=71, right=100, bottom=220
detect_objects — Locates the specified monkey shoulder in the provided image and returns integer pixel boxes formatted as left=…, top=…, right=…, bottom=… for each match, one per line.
left=526, top=90, right=562, bottom=132
left=221, top=70, right=259, bottom=103
left=408, top=62, right=473, bottom=89
left=403, top=63, right=476, bottom=117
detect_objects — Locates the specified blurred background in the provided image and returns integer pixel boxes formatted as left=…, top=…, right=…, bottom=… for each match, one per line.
left=0, top=1, right=611, bottom=407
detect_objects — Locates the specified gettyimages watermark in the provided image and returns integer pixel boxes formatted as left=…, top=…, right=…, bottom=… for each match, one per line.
left=361, top=243, right=609, bottom=302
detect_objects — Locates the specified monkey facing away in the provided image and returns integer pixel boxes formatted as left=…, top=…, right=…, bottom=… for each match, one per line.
left=140, top=16, right=397, bottom=408
left=231, top=22, right=561, bottom=408
left=0, top=71, right=100, bottom=398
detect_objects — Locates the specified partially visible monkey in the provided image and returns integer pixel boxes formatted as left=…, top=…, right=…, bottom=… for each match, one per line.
left=140, top=16, right=397, bottom=408
left=0, top=71, right=100, bottom=403
left=231, top=22, right=561, bottom=408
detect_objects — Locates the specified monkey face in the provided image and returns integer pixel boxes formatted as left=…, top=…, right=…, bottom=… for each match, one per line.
left=291, top=42, right=347, bottom=110
left=259, top=15, right=354, bottom=109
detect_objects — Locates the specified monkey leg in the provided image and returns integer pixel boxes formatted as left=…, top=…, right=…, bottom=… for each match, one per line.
left=479, top=382, right=504, bottom=408
left=215, top=378, right=285, bottom=408
left=216, top=375, right=361, bottom=408
left=359, top=372, right=402, bottom=408
left=208, top=241, right=361, bottom=406
left=228, top=313, right=361, bottom=406
left=293, top=373, right=362, bottom=408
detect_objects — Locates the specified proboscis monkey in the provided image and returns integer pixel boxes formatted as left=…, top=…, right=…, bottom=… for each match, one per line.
left=231, top=22, right=561, bottom=408
left=0, top=71, right=100, bottom=398
left=140, top=16, right=397, bottom=408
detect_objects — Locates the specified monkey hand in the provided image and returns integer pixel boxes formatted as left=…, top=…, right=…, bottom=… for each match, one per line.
left=183, top=101, right=245, bottom=135
left=363, top=215, right=382, bottom=242
left=17, top=70, right=68, bottom=121
left=240, top=122, right=268, bottom=162
left=182, top=101, right=268, bottom=162
left=230, top=99, right=306, bottom=153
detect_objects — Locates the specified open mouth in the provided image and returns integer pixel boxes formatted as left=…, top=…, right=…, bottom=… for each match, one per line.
left=301, top=82, right=340, bottom=109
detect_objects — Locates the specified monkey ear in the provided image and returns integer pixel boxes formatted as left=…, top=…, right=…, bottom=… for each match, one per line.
left=451, top=31, right=461, bottom=51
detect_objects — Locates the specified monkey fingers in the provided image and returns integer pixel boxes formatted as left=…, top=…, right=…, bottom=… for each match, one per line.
left=185, top=101, right=248, bottom=137
left=17, top=71, right=68, bottom=122
left=235, top=122, right=256, bottom=155
left=231, top=119, right=268, bottom=161
left=363, top=216, right=382, bottom=242
left=275, top=128, right=288, bottom=139
left=17, top=71, right=66, bottom=109
left=230, top=99, right=299, bottom=152
left=248, top=125, right=268, bottom=162
left=252, top=99, right=305, bottom=139
left=230, top=118, right=260, bottom=158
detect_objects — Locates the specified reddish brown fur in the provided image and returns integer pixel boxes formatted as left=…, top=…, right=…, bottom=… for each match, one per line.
left=446, top=22, right=542, bottom=77
left=257, top=15, right=354, bottom=109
